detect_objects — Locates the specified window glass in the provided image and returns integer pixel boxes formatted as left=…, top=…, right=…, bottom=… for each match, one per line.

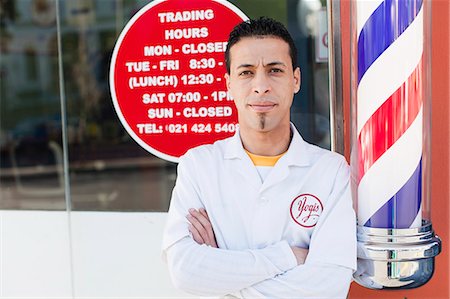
left=1, top=0, right=66, bottom=210
left=287, top=0, right=331, bottom=148
left=0, top=0, right=330, bottom=212
left=58, top=0, right=177, bottom=211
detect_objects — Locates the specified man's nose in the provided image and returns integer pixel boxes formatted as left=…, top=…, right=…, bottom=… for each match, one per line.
left=252, top=72, right=271, bottom=94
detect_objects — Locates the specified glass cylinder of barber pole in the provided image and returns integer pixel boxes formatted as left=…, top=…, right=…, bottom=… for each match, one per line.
left=350, top=0, right=440, bottom=289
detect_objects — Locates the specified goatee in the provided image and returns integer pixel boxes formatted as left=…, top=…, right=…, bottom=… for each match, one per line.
left=258, top=113, right=266, bottom=130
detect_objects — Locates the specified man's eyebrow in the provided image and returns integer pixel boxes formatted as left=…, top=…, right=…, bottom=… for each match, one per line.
left=236, top=61, right=287, bottom=69
left=265, top=61, right=287, bottom=67
left=236, top=63, right=254, bottom=69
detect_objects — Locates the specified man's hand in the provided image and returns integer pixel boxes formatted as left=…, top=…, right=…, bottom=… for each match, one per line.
left=186, top=208, right=218, bottom=248
left=290, top=247, right=309, bottom=265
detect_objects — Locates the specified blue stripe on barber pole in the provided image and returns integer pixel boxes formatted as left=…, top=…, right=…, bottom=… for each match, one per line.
left=364, top=159, right=422, bottom=228
left=357, top=0, right=423, bottom=83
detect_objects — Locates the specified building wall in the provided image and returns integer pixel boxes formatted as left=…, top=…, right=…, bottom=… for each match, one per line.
left=0, top=211, right=193, bottom=298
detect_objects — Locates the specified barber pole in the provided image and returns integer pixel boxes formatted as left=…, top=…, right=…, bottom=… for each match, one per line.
left=351, top=0, right=440, bottom=289
left=356, top=0, right=424, bottom=228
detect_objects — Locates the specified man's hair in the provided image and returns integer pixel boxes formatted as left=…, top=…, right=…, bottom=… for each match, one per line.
left=225, top=17, right=298, bottom=73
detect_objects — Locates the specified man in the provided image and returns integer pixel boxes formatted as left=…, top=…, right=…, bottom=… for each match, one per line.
left=162, top=17, right=356, bottom=298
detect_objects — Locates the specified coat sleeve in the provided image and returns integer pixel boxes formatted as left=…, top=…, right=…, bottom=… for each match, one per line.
left=161, top=152, right=297, bottom=296
left=240, top=264, right=353, bottom=298
left=240, top=157, right=357, bottom=298
left=165, top=237, right=297, bottom=296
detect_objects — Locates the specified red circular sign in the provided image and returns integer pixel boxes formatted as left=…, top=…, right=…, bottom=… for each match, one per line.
left=110, top=0, right=247, bottom=162
left=290, top=194, right=323, bottom=228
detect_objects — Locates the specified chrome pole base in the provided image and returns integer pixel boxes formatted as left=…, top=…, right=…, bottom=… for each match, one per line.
left=353, top=221, right=441, bottom=289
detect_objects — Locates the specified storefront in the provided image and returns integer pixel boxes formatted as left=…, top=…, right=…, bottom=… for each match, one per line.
left=0, top=0, right=448, bottom=297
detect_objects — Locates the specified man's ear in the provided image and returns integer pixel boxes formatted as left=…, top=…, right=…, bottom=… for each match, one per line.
left=294, top=67, right=301, bottom=94
left=224, top=72, right=233, bottom=97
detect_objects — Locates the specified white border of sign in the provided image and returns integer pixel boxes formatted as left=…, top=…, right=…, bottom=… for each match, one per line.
left=109, top=0, right=248, bottom=163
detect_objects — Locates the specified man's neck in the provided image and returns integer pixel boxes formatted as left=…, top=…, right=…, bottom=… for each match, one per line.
left=240, top=124, right=292, bottom=156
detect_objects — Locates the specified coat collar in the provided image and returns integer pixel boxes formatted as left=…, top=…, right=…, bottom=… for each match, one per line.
left=223, top=123, right=312, bottom=167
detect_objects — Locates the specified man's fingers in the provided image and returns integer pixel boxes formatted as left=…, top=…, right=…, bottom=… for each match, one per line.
left=187, top=209, right=217, bottom=248
left=190, top=209, right=212, bottom=230
left=187, top=211, right=213, bottom=245
left=188, top=224, right=204, bottom=244
left=199, top=208, right=210, bottom=221
left=199, top=208, right=218, bottom=248
left=290, top=247, right=309, bottom=265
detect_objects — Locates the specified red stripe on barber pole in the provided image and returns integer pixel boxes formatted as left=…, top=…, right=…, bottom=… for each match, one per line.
left=358, top=59, right=423, bottom=180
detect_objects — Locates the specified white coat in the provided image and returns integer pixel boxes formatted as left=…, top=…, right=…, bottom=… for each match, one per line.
left=162, top=124, right=357, bottom=298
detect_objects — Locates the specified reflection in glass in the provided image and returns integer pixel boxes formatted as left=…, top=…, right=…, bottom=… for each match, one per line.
left=59, top=0, right=176, bottom=211
left=1, top=0, right=331, bottom=212
left=289, top=0, right=330, bottom=149
left=0, top=0, right=65, bottom=210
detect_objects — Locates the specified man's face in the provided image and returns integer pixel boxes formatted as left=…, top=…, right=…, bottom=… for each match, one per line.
left=225, top=36, right=300, bottom=133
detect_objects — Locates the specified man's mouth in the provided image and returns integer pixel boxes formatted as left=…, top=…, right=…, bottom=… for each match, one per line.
left=248, top=102, right=277, bottom=112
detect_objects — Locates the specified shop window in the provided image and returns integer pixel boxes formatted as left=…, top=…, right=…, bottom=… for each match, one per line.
left=0, top=0, right=330, bottom=212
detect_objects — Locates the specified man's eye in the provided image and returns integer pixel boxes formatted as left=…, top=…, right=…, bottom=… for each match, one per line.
left=270, top=68, right=283, bottom=73
left=239, top=70, right=253, bottom=76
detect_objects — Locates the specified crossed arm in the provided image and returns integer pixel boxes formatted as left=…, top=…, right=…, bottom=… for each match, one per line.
left=187, top=208, right=309, bottom=265
left=166, top=208, right=353, bottom=298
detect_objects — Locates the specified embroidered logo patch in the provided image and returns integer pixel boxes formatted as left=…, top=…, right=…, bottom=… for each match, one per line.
left=290, top=194, right=323, bottom=228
